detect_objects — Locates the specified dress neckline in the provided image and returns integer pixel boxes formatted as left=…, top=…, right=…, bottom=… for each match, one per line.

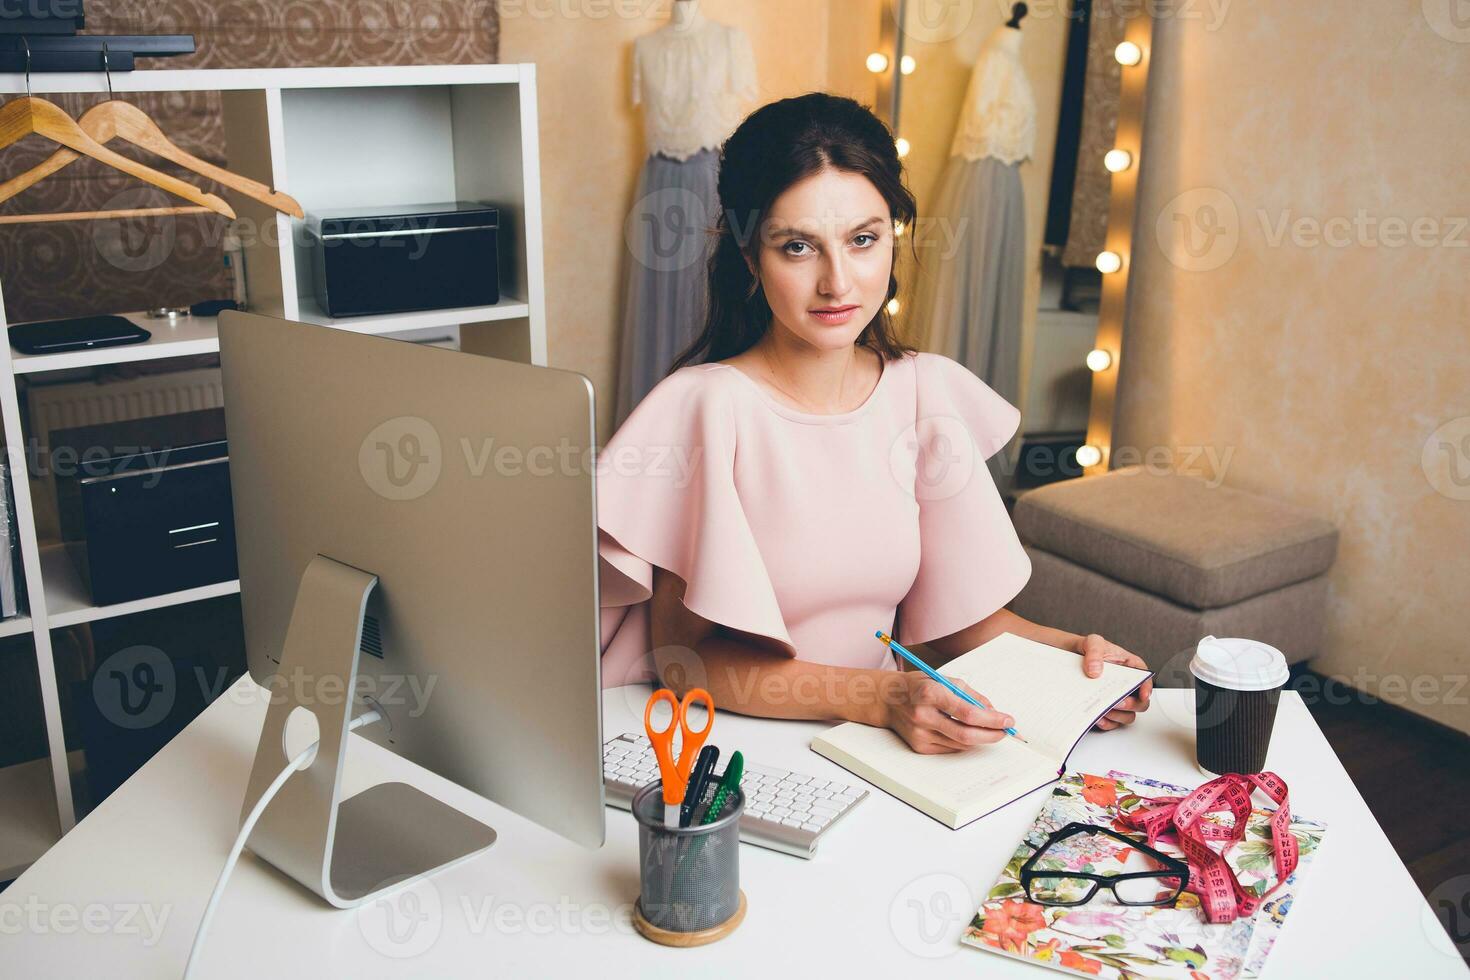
left=712, top=349, right=898, bottom=426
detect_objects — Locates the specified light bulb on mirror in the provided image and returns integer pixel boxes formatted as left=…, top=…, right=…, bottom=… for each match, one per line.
left=1095, top=250, right=1123, bottom=274
left=886, top=298, right=901, bottom=316
left=1086, top=349, right=1113, bottom=372
left=866, top=52, right=889, bottom=73
left=895, top=137, right=911, bottom=158
left=1114, top=41, right=1142, bottom=66
left=1103, top=149, right=1132, bottom=173
left=894, top=220, right=906, bottom=237
left=1076, top=445, right=1104, bottom=468
left=900, top=55, right=916, bottom=75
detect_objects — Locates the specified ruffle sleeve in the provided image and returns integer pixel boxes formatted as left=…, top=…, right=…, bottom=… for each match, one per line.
left=895, top=354, right=1032, bottom=646
left=597, top=369, right=795, bottom=688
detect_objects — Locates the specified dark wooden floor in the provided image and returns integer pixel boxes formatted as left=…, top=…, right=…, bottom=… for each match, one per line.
left=1288, top=668, right=1470, bottom=961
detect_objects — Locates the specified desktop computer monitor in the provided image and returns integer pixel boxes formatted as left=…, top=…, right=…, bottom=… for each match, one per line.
left=218, top=311, right=604, bottom=906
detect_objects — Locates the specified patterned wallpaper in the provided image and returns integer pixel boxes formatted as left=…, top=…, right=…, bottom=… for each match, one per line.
left=0, top=1, right=499, bottom=323
left=1059, top=0, right=1126, bottom=270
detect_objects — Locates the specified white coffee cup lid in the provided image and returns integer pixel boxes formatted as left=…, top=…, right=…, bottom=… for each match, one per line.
left=1190, top=636, right=1288, bottom=691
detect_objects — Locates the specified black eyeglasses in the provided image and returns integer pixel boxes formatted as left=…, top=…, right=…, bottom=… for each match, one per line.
left=1020, top=822, right=1191, bottom=908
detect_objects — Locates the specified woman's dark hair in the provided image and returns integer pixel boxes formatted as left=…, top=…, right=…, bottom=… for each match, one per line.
left=669, top=92, right=917, bottom=372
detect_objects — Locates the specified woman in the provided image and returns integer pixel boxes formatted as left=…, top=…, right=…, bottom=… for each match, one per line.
left=598, top=93, right=1150, bottom=754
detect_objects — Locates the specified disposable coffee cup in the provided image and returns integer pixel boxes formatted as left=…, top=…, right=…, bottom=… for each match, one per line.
left=1190, top=636, right=1289, bottom=776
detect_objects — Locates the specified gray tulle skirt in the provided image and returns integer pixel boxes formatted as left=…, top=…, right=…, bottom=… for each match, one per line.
left=911, top=155, right=1026, bottom=409
left=614, top=149, right=720, bottom=426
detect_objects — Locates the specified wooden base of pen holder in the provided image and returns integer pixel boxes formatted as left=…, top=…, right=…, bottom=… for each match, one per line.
left=631, top=781, right=745, bottom=946
left=634, top=890, right=746, bottom=947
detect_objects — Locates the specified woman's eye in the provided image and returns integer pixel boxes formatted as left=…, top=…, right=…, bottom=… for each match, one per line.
left=783, top=241, right=813, bottom=256
left=853, top=233, right=879, bottom=247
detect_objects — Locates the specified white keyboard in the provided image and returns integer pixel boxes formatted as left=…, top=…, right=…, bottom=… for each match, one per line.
left=603, top=732, right=867, bottom=859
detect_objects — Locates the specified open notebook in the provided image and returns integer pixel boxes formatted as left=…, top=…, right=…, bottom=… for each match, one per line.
left=810, top=633, right=1152, bottom=828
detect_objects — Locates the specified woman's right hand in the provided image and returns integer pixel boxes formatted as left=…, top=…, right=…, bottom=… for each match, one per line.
left=881, top=671, right=1015, bottom=754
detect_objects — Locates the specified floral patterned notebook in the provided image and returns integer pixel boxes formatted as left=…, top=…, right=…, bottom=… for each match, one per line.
left=959, top=770, right=1326, bottom=979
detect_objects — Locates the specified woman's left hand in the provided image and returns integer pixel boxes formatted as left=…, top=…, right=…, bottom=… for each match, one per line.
left=1074, top=633, right=1152, bottom=730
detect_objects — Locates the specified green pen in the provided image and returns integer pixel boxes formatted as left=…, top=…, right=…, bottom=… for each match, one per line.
left=675, top=752, right=744, bottom=878
left=699, top=751, right=744, bottom=825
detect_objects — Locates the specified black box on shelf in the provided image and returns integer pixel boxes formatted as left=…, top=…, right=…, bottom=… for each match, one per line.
left=52, top=408, right=237, bottom=607
left=305, top=201, right=502, bottom=318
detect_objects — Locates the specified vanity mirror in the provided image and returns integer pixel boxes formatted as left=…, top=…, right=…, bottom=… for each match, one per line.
left=884, top=0, right=1153, bottom=493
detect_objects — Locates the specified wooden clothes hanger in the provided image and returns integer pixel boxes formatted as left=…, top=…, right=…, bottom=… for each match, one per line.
left=1006, top=2, right=1028, bottom=29
left=0, top=45, right=302, bottom=219
left=0, top=40, right=237, bottom=225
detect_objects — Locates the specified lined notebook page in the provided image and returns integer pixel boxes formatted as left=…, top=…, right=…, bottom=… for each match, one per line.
left=811, top=633, right=1151, bottom=827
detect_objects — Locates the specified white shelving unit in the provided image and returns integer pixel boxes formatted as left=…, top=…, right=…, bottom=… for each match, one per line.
left=0, top=65, right=547, bottom=872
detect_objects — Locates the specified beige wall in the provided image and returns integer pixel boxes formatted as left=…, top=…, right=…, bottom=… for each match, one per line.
left=501, top=0, right=882, bottom=444
left=895, top=5, right=1070, bottom=410
left=1116, top=6, right=1470, bottom=733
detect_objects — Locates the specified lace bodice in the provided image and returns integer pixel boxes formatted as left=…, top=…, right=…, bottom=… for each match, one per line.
left=950, top=26, right=1036, bottom=165
left=632, top=11, right=758, bottom=160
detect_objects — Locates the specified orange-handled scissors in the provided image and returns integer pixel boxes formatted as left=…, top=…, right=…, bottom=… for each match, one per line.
left=643, top=687, right=715, bottom=827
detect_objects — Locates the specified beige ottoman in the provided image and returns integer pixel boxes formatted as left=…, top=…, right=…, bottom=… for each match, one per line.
left=1008, top=466, right=1338, bottom=683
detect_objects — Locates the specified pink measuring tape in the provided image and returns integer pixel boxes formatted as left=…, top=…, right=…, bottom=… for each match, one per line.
left=1118, top=772, right=1298, bottom=924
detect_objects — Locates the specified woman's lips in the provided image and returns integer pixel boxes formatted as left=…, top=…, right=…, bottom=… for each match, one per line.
left=808, top=305, right=862, bottom=325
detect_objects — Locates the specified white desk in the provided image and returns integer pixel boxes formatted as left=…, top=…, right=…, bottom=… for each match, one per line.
left=3, top=679, right=1466, bottom=979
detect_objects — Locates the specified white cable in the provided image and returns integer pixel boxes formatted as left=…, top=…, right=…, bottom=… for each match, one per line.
left=182, top=709, right=383, bottom=980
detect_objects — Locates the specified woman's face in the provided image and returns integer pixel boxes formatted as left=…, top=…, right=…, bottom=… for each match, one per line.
left=754, top=167, right=895, bottom=351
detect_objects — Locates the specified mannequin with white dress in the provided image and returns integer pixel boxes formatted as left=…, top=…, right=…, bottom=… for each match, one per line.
left=615, top=0, right=758, bottom=425
left=910, top=22, right=1035, bottom=477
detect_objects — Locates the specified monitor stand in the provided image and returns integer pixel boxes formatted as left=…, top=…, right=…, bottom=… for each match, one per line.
left=239, top=555, right=498, bottom=908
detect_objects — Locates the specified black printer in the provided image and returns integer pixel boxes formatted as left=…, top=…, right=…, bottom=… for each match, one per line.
left=52, top=408, right=237, bottom=606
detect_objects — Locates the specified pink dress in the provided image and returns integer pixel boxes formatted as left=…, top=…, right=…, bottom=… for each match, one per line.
left=596, top=349, right=1032, bottom=688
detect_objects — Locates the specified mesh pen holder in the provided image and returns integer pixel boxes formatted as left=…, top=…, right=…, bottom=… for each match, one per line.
left=631, top=780, right=746, bottom=946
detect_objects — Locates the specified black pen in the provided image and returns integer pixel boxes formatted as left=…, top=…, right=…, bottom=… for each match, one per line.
left=679, top=745, right=719, bottom=827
